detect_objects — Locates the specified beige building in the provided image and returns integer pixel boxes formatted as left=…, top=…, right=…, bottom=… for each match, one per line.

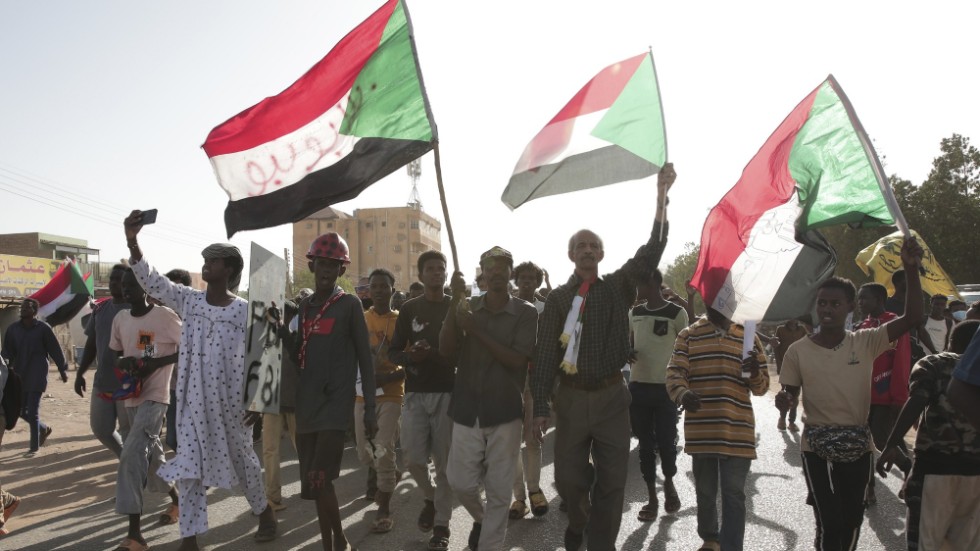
left=293, top=204, right=442, bottom=286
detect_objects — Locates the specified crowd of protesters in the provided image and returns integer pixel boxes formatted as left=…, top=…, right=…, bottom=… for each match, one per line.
left=1, top=162, right=979, bottom=551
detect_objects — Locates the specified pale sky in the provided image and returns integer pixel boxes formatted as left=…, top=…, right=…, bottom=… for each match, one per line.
left=2, top=1, right=977, bottom=290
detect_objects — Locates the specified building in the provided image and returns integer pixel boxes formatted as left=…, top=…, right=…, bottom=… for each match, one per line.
left=0, top=232, right=98, bottom=263
left=293, top=203, right=442, bottom=286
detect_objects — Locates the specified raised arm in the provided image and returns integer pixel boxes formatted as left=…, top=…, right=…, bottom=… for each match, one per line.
left=885, top=237, right=925, bottom=342
left=124, top=210, right=194, bottom=316
left=617, top=164, right=676, bottom=293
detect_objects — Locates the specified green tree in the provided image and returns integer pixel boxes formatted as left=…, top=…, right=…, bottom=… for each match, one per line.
left=894, top=134, right=980, bottom=284
left=662, top=242, right=705, bottom=317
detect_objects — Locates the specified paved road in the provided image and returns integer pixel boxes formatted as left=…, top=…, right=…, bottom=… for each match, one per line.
left=4, top=380, right=909, bottom=550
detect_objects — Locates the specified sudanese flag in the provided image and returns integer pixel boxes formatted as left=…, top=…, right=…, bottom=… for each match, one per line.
left=691, top=75, right=900, bottom=323
left=204, top=0, right=437, bottom=238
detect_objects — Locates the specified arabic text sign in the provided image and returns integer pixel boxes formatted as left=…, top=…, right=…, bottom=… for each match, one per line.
left=0, top=255, right=62, bottom=297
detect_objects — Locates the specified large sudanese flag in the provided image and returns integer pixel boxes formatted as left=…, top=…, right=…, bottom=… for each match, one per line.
left=501, top=52, right=667, bottom=209
left=29, top=260, right=94, bottom=326
left=204, top=0, right=437, bottom=238
left=691, top=75, right=897, bottom=323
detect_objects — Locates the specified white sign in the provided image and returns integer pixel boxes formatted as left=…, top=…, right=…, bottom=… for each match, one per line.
left=244, top=242, right=287, bottom=413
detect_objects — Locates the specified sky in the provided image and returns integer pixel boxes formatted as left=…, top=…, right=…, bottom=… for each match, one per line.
left=2, top=1, right=978, bottom=290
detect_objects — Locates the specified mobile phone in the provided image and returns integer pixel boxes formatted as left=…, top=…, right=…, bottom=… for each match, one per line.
left=141, top=209, right=158, bottom=225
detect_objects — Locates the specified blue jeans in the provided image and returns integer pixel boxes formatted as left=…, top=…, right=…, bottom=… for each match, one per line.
left=20, top=391, right=48, bottom=452
left=628, top=382, right=678, bottom=482
left=692, top=455, right=751, bottom=550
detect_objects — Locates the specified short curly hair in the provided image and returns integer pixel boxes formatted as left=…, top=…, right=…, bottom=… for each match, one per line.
left=512, top=261, right=543, bottom=287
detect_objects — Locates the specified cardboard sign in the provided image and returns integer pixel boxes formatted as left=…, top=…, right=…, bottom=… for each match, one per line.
left=244, top=242, right=286, bottom=414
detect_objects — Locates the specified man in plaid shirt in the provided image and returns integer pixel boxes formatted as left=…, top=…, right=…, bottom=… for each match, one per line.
left=531, top=164, right=675, bottom=551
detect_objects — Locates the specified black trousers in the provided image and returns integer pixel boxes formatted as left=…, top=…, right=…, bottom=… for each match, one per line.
left=801, top=451, right=873, bottom=551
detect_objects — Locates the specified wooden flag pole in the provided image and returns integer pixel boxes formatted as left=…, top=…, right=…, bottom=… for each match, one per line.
left=433, top=143, right=460, bottom=272
left=649, top=46, right=669, bottom=243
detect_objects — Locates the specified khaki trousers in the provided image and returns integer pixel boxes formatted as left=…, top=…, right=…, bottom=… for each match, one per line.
left=261, top=411, right=296, bottom=504
left=354, top=400, right=402, bottom=492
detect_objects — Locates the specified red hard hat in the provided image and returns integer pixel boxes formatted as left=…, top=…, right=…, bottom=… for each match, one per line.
left=306, top=232, right=351, bottom=264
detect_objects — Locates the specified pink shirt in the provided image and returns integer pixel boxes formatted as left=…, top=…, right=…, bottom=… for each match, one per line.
left=110, top=306, right=182, bottom=407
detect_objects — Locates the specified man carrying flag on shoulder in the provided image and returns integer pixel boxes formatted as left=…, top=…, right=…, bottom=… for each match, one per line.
left=531, top=164, right=675, bottom=551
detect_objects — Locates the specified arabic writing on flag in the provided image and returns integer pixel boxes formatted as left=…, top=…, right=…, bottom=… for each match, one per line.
left=205, top=0, right=437, bottom=237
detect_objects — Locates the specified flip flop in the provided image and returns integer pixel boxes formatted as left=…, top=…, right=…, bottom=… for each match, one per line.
left=637, top=503, right=658, bottom=522
left=159, top=503, right=179, bottom=525
left=370, top=516, right=394, bottom=533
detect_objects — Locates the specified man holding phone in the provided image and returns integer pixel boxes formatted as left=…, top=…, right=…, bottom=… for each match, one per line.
left=387, top=250, right=456, bottom=551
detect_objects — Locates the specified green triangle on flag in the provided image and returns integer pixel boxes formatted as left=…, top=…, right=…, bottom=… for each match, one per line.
left=591, top=54, right=667, bottom=167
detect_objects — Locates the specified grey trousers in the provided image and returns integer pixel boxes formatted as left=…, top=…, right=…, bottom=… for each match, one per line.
left=448, top=419, right=523, bottom=551
left=91, top=388, right=131, bottom=458
left=401, top=392, right=454, bottom=527
left=116, top=401, right=172, bottom=515
left=553, top=381, right=632, bottom=551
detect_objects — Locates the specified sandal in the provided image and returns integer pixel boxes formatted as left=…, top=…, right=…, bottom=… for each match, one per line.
left=637, top=503, right=658, bottom=522
left=254, top=519, right=278, bottom=542
left=159, top=503, right=179, bottom=525
left=370, top=516, right=394, bottom=533
left=113, top=538, right=149, bottom=551
left=508, top=499, right=529, bottom=519
left=417, top=499, right=436, bottom=532
left=529, top=490, right=548, bottom=516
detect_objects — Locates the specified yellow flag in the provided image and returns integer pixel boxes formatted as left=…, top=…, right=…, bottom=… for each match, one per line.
left=855, top=229, right=960, bottom=299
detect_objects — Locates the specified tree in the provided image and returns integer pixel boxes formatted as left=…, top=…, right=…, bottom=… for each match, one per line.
left=662, top=242, right=705, bottom=317
left=894, top=134, right=980, bottom=284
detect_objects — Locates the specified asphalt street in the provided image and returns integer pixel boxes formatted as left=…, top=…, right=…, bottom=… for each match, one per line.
left=4, top=380, right=909, bottom=550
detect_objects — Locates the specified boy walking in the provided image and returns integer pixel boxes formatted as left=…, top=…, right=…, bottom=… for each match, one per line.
left=294, top=232, right=377, bottom=551
left=109, top=268, right=182, bottom=551
left=124, top=210, right=276, bottom=551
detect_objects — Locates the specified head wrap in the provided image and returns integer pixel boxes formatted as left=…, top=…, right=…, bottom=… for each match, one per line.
left=201, top=243, right=244, bottom=291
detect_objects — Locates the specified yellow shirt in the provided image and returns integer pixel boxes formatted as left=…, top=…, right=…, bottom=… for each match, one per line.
left=357, top=307, right=404, bottom=403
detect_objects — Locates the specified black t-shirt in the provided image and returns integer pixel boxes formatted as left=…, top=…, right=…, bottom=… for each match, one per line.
left=388, top=294, right=455, bottom=393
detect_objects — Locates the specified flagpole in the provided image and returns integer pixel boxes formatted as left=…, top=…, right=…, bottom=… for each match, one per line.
left=827, top=75, right=910, bottom=237
left=433, top=143, right=460, bottom=272
left=649, top=47, right=669, bottom=242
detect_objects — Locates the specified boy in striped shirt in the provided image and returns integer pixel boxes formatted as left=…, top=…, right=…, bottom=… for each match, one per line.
left=666, top=308, right=770, bottom=551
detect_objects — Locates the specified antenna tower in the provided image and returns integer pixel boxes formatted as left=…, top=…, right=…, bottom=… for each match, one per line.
left=407, top=159, right=422, bottom=208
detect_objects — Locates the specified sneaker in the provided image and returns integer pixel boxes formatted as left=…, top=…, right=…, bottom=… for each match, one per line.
left=39, top=427, right=53, bottom=447
left=777, top=418, right=787, bottom=431
left=428, top=525, right=450, bottom=551
left=467, top=522, right=482, bottom=550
